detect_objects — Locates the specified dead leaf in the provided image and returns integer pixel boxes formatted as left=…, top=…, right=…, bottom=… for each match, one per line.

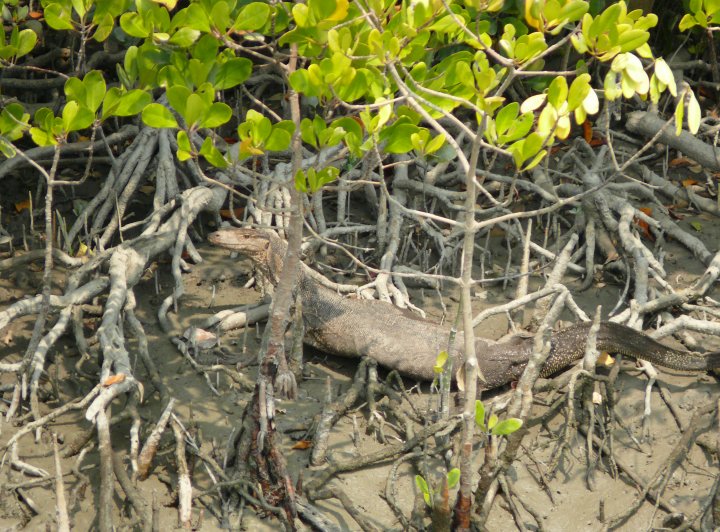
left=669, top=157, right=694, bottom=167
left=455, top=366, right=465, bottom=392
left=634, top=207, right=654, bottom=240
left=219, top=208, right=245, bottom=220
left=292, top=440, right=313, bottom=450
left=14, top=199, right=31, bottom=213
left=103, top=374, right=126, bottom=387
left=597, top=352, right=615, bottom=367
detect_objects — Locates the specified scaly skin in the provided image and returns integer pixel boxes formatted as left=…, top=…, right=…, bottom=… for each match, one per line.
left=209, top=228, right=720, bottom=389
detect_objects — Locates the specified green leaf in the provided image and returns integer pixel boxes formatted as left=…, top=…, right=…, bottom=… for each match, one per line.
left=64, top=78, right=86, bottom=106
left=200, top=137, right=228, bottom=168
left=300, top=118, right=318, bottom=148
left=142, top=103, right=178, bottom=128
left=559, top=1, right=589, bottom=22
left=446, top=468, right=460, bottom=489
left=617, top=29, right=649, bottom=53
left=250, top=114, right=272, bottom=144
left=44, top=3, right=75, bottom=30
left=0, top=103, right=29, bottom=141
left=83, top=70, right=106, bottom=113
left=120, top=12, right=150, bottom=38
left=199, top=102, right=232, bottom=129
left=522, top=149, right=548, bottom=171
left=15, top=29, right=37, bottom=58
left=71, top=0, right=87, bottom=17
left=474, top=400, right=486, bottom=431
left=433, top=350, right=449, bottom=374
left=93, top=13, right=115, bottom=42
left=568, top=73, right=591, bottom=110
left=491, top=418, right=523, bottom=436
left=424, top=134, right=445, bottom=155
left=675, top=97, right=684, bottom=136
left=0, top=140, right=17, bottom=158
left=177, top=129, right=193, bottom=152
left=294, top=169, right=308, bottom=193
left=589, top=3, right=620, bottom=40
left=30, top=126, right=57, bottom=146
left=708, top=0, right=720, bottom=16
left=167, top=86, right=192, bottom=117
left=547, top=77, right=568, bottom=109
left=495, top=103, right=519, bottom=135
left=414, top=475, right=432, bottom=507
left=310, top=167, right=338, bottom=192
left=265, top=127, right=292, bottom=151
left=381, top=123, right=420, bottom=154
left=193, top=34, right=219, bottom=62
left=487, top=414, right=498, bottom=431
left=169, top=27, right=201, bottom=48
left=183, top=3, right=211, bottom=32
left=690, top=221, right=703, bottom=232
left=679, top=14, right=697, bottom=32
left=331, top=117, right=362, bottom=143
left=292, top=3, right=310, bottom=28
left=234, top=2, right=270, bottom=31
left=306, top=168, right=319, bottom=192
left=183, top=93, right=207, bottom=127
left=210, top=1, right=231, bottom=32
left=214, top=58, right=252, bottom=90
left=113, top=90, right=152, bottom=117
left=62, top=101, right=94, bottom=132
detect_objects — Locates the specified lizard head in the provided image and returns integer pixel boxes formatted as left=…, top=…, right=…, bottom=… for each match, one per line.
left=208, top=228, right=286, bottom=285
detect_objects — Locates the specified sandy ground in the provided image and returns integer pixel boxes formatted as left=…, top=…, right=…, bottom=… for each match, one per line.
left=1, top=213, right=719, bottom=531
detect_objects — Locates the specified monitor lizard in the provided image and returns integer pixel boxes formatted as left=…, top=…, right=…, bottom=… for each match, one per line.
left=209, top=228, right=720, bottom=390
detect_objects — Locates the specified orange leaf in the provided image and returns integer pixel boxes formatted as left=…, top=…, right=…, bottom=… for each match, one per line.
left=634, top=208, right=653, bottom=240
left=14, top=199, right=31, bottom=213
left=669, top=157, right=693, bottom=167
left=103, top=374, right=126, bottom=387
left=681, top=179, right=698, bottom=188
left=582, top=121, right=593, bottom=143
left=29, top=11, right=44, bottom=19
left=292, top=440, right=313, bottom=450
